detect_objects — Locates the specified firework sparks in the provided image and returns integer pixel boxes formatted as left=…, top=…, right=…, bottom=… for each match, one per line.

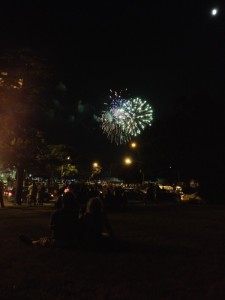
left=100, top=91, right=153, bottom=145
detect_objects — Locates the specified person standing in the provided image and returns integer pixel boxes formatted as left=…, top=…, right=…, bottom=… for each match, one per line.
left=27, top=181, right=38, bottom=206
left=37, top=183, right=45, bottom=206
left=0, top=181, right=5, bottom=208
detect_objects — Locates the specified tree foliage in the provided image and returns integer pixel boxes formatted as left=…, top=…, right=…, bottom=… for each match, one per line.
left=0, top=48, right=54, bottom=203
left=37, top=144, right=78, bottom=180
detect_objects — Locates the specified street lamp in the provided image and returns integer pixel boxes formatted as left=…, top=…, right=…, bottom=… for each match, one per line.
left=124, top=156, right=144, bottom=185
left=129, top=142, right=145, bottom=184
left=61, top=156, right=70, bottom=180
left=124, top=157, right=133, bottom=165
left=93, top=162, right=98, bottom=168
left=130, top=142, right=137, bottom=149
left=89, top=161, right=101, bottom=182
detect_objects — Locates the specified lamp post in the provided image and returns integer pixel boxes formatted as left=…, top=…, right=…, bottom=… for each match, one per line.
left=61, top=156, right=70, bottom=181
left=124, top=156, right=144, bottom=185
left=140, top=169, right=145, bottom=185
left=129, top=141, right=145, bottom=185
left=90, top=161, right=101, bottom=182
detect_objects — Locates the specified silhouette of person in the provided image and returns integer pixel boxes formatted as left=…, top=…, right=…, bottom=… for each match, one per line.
left=0, top=181, right=5, bottom=208
left=36, top=183, right=45, bottom=206
left=27, top=181, right=38, bottom=206
left=19, top=192, right=80, bottom=248
left=79, top=197, right=115, bottom=250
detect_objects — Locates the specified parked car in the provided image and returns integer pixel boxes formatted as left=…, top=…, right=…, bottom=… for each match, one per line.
left=3, top=186, right=16, bottom=201
left=123, top=188, right=146, bottom=203
left=182, top=192, right=204, bottom=204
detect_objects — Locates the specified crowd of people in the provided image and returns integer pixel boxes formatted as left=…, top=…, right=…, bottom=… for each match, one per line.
left=14, top=180, right=182, bottom=251
left=55, top=182, right=129, bottom=213
left=3, top=178, right=183, bottom=209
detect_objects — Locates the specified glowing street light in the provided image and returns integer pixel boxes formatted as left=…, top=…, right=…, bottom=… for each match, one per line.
left=61, top=156, right=71, bottom=179
left=124, top=157, right=133, bottom=165
left=93, top=162, right=98, bottom=168
left=123, top=156, right=145, bottom=184
left=89, top=161, right=102, bottom=182
left=130, top=142, right=137, bottom=148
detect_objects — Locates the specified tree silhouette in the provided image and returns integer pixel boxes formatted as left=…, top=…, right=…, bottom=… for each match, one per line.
left=0, top=48, right=53, bottom=204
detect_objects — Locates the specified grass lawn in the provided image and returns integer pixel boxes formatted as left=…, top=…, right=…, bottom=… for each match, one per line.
left=1, top=201, right=225, bottom=299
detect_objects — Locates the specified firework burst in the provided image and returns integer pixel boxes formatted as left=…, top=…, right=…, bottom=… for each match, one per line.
left=122, top=97, right=153, bottom=136
left=100, top=90, right=153, bottom=145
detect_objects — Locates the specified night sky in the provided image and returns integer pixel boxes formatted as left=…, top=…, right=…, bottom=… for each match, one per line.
left=1, top=0, right=225, bottom=170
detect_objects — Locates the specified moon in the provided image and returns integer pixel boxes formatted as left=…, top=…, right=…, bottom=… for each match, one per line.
left=211, top=8, right=218, bottom=16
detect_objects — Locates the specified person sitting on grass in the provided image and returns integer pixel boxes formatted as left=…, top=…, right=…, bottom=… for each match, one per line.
left=79, top=196, right=115, bottom=251
left=19, top=191, right=80, bottom=248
